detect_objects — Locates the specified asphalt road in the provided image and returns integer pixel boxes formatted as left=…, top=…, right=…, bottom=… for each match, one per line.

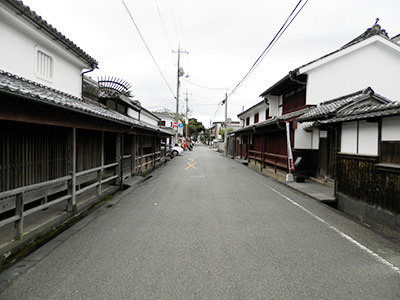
left=1, top=145, right=400, bottom=299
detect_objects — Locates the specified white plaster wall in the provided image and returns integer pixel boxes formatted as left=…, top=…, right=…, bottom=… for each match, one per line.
left=294, top=122, right=313, bottom=149
left=305, top=41, right=400, bottom=105
left=127, top=108, right=140, bottom=120
left=358, top=120, right=378, bottom=155
left=267, top=95, right=281, bottom=117
left=341, top=122, right=358, bottom=153
left=0, top=5, right=90, bottom=97
left=312, top=129, right=319, bottom=150
left=382, top=116, right=400, bottom=141
left=140, top=112, right=159, bottom=126
left=239, top=101, right=268, bottom=126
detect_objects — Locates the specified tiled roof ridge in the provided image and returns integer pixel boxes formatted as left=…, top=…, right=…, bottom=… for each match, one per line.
left=0, top=70, right=173, bottom=134
left=0, top=69, right=100, bottom=106
left=295, top=20, right=399, bottom=74
left=3, top=0, right=98, bottom=68
left=297, top=88, right=380, bottom=122
left=337, top=100, right=400, bottom=117
left=321, top=87, right=373, bottom=105
left=341, top=18, right=389, bottom=50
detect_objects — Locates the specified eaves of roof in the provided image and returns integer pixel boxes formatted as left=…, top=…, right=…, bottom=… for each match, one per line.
left=320, top=101, right=400, bottom=124
left=296, top=34, right=400, bottom=75
left=234, top=107, right=310, bottom=134
left=297, top=87, right=392, bottom=122
left=3, top=0, right=98, bottom=69
left=237, top=98, right=267, bottom=117
left=259, top=23, right=399, bottom=101
left=259, top=73, right=307, bottom=98
left=0, top=70, right=171, bottom=135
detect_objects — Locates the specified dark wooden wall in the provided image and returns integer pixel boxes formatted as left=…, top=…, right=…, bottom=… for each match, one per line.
left=0, top=120, right=68, bottom=192
left=337, top=153, right=400, bottom=214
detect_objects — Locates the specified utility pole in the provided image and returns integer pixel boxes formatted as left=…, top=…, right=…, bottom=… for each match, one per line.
left=184, top=89, right=192, bottom=140
left=223, top=93, right=228, bottom=156
left=172, top=44, right=188, bottom=145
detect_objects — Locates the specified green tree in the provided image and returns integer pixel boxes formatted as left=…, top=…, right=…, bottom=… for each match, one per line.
left=219, top=128, right=234, bottom=140
left=200, top=129, right=210, bottom=144
left=186, top=118, right=205, bottom=140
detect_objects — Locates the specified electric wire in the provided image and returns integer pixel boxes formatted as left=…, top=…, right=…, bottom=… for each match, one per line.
left=227, top=0, right=308, bottom=99
left=121, top=0, right=176, bottom=99
left=154, top=0, right=173, bottom=49
left=167, top=0, right=181, bottom=44
left=176, top=0, right=186, bottom=47
left=251, top=0, right=309, bottom=76
left=209, top=0, right=309, bottom=126
left=182, top=78, right=227, bottom=91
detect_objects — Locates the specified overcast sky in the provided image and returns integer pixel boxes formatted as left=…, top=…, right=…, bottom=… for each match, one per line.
left=22, top=0, right=400, bottom=127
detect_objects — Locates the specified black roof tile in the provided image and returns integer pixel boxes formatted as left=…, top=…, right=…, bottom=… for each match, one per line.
left=0, top=71, right=170, bottom=134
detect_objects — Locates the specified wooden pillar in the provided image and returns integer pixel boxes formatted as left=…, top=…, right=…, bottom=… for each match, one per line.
left=15, top=192, right=24, bottom=240
left=261, top=133, right=264, bottom=172
left=97, top=131, right=104, bottom=198
left=116, top=133, right=123, bottom=190
left=153, top=136, right=156, bottom=169
left=67, top=127, right=77, bottom=213
left=140, top=135, right=144, bottom=173
left=133, top=134, right=137, bottom=175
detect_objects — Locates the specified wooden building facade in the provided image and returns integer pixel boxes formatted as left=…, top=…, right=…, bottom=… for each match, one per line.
left=0, top=71, right=171, bottom=241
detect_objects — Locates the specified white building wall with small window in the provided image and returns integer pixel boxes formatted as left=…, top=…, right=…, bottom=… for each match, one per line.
left=238, top=101, right=269, bottom=127
left=0, top=3, right=90, bottom=98
left=340, top=120, right=379, bottom=155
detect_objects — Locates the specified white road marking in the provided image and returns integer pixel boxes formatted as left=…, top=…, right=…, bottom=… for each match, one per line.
left=266, top=185, right=400, bottom=275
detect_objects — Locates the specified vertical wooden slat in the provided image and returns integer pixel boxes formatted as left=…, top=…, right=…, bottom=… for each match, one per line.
left=15, top=192, right=24, bottom=240
left=116, top=133, right=122, bottom=190
left=67, top=128, right=77, bottom=212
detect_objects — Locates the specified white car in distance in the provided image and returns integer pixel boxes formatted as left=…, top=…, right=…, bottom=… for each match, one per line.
left=170, top=145, right=183, bottom=156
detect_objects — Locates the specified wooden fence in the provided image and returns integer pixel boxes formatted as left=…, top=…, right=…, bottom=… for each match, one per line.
left=0, top=150, right=166, bottom=240
left=248, top=150, right=288, bottom=173
left=337, top=153, right=400, bottom=214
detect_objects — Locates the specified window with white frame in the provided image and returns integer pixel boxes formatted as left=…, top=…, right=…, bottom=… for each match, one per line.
left=35, top=48, right=54, bottom=81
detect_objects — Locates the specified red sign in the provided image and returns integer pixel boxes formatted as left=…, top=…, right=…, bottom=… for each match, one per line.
left=173, top=122, right=178, bottom=128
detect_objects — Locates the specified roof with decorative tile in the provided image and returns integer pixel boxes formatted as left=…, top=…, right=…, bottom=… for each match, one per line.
left=297, top=87, right=391, bottom=122
left=1, top=0, right=98, bottom=68
left=0, top=70, right=170, bottom=134
left=295, top=20, right=399, bottom=74
left=320, top=100, right=400, bottom=124
left=260, top=21, right=400, bottom=98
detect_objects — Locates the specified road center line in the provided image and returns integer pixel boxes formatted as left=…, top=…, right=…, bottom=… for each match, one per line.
left=264, top=184, right=400, bottom=275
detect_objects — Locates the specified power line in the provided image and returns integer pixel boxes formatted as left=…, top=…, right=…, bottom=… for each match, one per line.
left=182, top=78, right=227, bottom=91
left=121, top=0, right=176, bottom=98
left=251, top=0, right=309, bottom=76
left=227, top=0, right=309, bottom=98
left=210, top=0, right=309, bottom=126
left=154, top=0, right=173, bottom=49
left=167, top=0, right=181, bottom=44
left=175, top=0, right=186, bottom=47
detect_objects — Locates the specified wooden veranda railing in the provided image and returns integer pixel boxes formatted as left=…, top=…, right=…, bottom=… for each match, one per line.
left=0, top=162, right=118, bottom=240
left=134, top=151, right=162, bottom=173
left=0, top=149, right=167, bottom=240
left=248, top=150, right=288, bottom=173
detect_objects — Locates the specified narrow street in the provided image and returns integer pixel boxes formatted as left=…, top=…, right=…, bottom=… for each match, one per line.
left=1, top=145, right=400, bottom=299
